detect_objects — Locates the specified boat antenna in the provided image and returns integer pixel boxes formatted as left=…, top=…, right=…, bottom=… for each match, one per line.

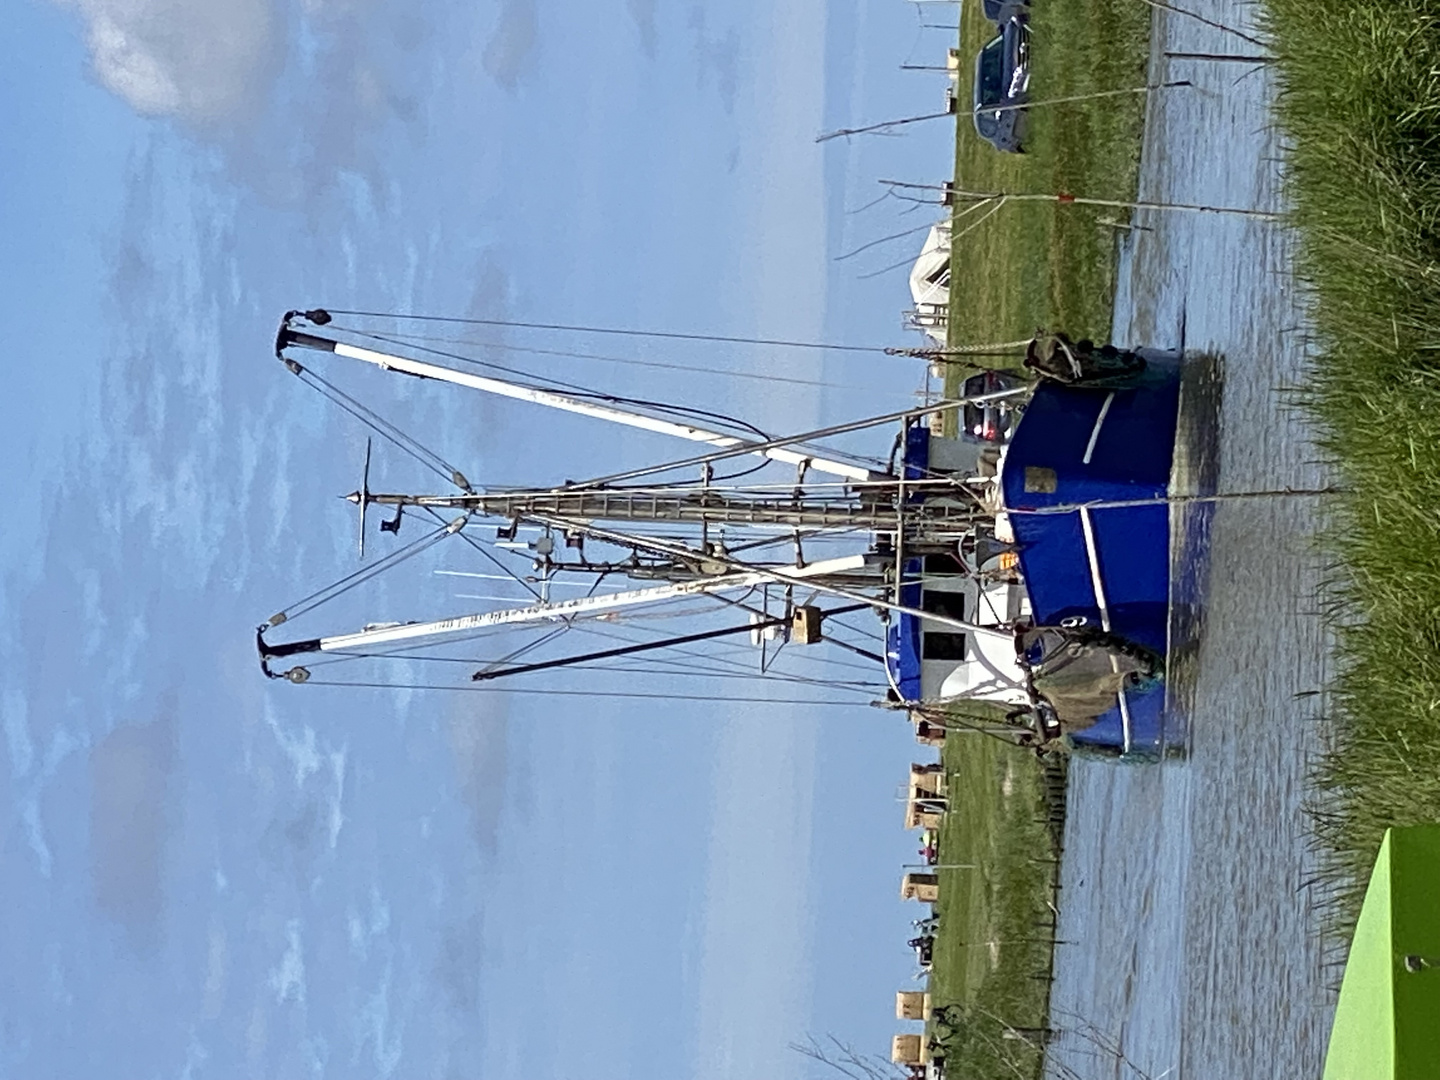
left=355, top=437, right=372, bottom=559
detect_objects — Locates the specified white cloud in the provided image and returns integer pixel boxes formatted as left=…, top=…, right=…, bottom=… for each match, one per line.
left=481, top=0, right=537, bottom=90
left=347, top=886, right=391, bottom=960
left=269, top=919, right=307, bottom=1005
left=267, top=710, right=322, bottom=787
left=65, top=0, right=277, bottom=122
left=3, top=688, right=34, bottom=780
left=21, top=798, right=53, bottom=878
left=357, top=968, right=405, bottom=1076
left=326, top=748, right=347, bottom=849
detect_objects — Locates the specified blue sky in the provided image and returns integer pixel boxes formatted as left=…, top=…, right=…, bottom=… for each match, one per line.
left=0, top=1, right=960, bottom=1076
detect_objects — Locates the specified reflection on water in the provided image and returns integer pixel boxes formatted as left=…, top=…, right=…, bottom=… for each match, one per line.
left=1163, top=349, right=1224, bottom=755
left=1043, top=4, right=1337, bottom=1078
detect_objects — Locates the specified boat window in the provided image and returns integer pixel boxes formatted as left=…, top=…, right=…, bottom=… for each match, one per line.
left=921, top=589, right=968, bottom=660
left=923, top=553, right=966, bottom=576
left=923, top=631, right=967, bottom=661
left=923, top=589, right=966, bottom=620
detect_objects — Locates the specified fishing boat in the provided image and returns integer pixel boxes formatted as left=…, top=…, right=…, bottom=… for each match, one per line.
left=255, top=310, right=1194, bottom=759
left=884, top=337, right=1190, bottom=756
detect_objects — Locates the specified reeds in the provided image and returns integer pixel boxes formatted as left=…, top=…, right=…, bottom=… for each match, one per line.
left=1267, top=0, right=1440, bottom=925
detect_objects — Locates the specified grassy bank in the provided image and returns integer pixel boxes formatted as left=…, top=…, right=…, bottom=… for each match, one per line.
left=1266, top=0, right=1440, bottom=922
left=926, top=732, right=1067, bottom=1079
left=943, top=0, right=1151, bottom=366
left=919, top=3, right=1150, bottom=1073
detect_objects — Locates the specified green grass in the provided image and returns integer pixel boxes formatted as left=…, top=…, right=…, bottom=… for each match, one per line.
left=943, top=0, right=1151, bottom=373
left=1264, top=0, right=1440, bottom=925
left=918, top=5, right=1150, bottom=1072
left=926, top=731, right=1067, bottom=1079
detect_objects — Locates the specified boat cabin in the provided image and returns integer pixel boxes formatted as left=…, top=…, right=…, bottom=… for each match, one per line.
left=885, top=420, right=1030, bottom=708
left=885, top=557, right=1029, bottom=706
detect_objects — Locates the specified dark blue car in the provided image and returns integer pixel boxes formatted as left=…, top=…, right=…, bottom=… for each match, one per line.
left=981, top=0, right=1028, bottom=21
left=972, top=12, right=1030, bottom=153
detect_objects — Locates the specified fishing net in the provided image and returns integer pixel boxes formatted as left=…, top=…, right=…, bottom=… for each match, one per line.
left=1025, top=331, right=1147, bottom=388
left=1019, top=625, right=1162, bottom=730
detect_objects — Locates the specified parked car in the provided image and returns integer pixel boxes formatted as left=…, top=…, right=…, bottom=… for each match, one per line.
left=981, top=0, right=1029, bottom=23
left=960, top=369, right=1026, bottom=444
left=972, top=12, right=1030, bottom=153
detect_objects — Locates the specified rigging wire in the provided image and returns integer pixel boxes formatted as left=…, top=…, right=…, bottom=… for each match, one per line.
left=267, top=517, right=460, bottom=625
left=696, top=590, right=883, bottom=677
left=546, top=392, right=1003, bottom=490
left=572, top=661, right=882, bottom=691
left=346, top=330, right=907, bottom=395
left=824, top=614, right=887, bottom=641
left=472, top=624, right=571, bottom=675
left=419, top=506, right=541, bottom=600
left=563, top=615, right=856, bottom=679
left=298, top=678, right=874, bottom=706
left=339, top=327, right=780, bottom=483
left=318, top=309, right=894, bottom=354
left=565, top=617, right=882, bottom=686
left=291, top=365, right=471, bottom=491
left=610, top=603, right=884, bottom=677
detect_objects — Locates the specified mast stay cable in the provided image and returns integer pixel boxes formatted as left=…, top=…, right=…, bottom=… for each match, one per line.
left=351, top=329, right=905, bottom=393
left=334, top=325, right=882, bottom=478
left=416, top=505, right=542, bottom=601
left=565, top=624, right=881, bottom=685
left=319, top=309, right=893, bottom=354
left=288, top=364, right=474, bottom=492
left=297, top=678, right=872, bottom=705
left=266, top=516, right=463, bottom=627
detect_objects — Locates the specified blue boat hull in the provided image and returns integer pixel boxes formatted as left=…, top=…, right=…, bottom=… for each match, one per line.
left=1001, top=358, right=1183, bottom=754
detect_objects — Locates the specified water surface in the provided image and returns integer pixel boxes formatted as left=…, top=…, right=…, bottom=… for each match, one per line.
left=1044, top=5, right=1337, bottom=1077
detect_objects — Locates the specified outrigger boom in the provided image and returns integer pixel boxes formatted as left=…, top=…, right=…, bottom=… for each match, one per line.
left=258, top=554, right=874, bottom=677
left=277, top=311, right=881, bottom=483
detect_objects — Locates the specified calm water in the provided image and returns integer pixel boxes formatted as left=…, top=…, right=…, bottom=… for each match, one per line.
left=1044, top=4, right=1338, bottom=1078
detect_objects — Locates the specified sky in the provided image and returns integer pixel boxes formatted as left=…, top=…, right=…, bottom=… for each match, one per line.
left=0, top=1, right=962, bottom=1077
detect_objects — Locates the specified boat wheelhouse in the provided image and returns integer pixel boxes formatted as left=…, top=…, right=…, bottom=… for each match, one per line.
left=884, top=418, right=1032, bottom=712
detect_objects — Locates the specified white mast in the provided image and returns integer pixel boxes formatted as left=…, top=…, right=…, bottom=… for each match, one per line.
left=278, top=320, right=878, bottom=483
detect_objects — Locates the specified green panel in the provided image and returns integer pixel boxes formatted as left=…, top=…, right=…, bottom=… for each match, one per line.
left=1324, top=830, right=1395, bottom=1080
left=1389, top=825, right=1440, bottom=1079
